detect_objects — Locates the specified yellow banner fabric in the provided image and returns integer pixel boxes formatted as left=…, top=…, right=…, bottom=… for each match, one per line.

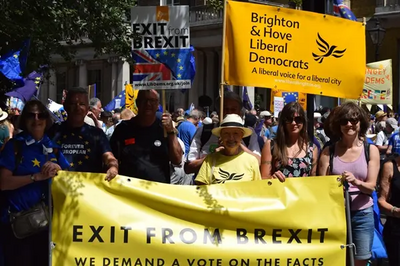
left=125, top=84, right=139, bottom=114
left=52, top=172, right=346, bottom=266
left=224, top=1, right=366, bottom=99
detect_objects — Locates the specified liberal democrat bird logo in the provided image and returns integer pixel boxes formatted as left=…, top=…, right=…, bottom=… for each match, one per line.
left=312, top=33, right=346, bottom=63
left=216, top=168, right=244, bottom=184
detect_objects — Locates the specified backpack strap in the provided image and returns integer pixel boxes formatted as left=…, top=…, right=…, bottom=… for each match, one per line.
left=328, top=143, right=335, bottom=174
left=364, top=141, right=370, bottom=163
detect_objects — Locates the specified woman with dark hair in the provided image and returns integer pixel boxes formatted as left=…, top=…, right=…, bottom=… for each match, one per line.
left=0, top=100, right=69, bottom=266
left=261, top=102, right=318, bottom=181
left=318, top=102, right=379, bottom=266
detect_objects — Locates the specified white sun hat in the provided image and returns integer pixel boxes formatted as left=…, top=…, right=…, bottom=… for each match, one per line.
left=211, top=114, right=252, bottom=138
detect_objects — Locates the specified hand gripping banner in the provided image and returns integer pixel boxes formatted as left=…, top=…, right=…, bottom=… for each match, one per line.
left=52, top=172, right=346, bottom=266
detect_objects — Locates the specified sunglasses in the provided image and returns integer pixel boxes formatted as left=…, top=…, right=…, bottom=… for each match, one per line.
left=340, top=118, right=359, bottom=126
left=285, top=116, right=304, bottom=124
left=26, top=112, right=48, bottom=120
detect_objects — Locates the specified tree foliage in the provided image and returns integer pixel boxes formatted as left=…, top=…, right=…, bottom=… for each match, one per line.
left=0, top=0, right=137, bottom=91
left=207, top=0, right=224, bottom=11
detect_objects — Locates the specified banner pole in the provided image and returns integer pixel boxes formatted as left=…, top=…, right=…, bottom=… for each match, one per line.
left=344, top=182, right=355, bottom=266
left=219, top=0, right=228, bottom=120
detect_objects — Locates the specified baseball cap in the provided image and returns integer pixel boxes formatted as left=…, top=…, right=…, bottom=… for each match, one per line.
left=386, top=118, right=398, bottom=130
left=260, top=111, right=272, bottom=119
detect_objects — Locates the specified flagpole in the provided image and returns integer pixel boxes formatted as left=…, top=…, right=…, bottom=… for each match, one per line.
left=219, top=0, right=228, bottom=120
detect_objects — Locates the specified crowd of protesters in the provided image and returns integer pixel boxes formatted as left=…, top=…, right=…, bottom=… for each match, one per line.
left=0, top=87, right=399, bottom=266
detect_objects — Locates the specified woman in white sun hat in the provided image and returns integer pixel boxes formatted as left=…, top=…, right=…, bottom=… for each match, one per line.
left=195, top=114, right=261, bottom=185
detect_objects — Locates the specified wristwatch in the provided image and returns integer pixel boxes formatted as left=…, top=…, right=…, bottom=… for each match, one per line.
left=30, top=174, right=36, bottom=182
left=167, top=129, right=177, bottom=135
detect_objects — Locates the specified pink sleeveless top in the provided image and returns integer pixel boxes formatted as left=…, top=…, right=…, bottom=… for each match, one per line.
left=331, top=146, right=373, bottom=211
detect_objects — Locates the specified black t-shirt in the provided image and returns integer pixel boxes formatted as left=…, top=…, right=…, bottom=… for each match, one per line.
left=48, top=123, right=111, bottom=173
left=110, top=118, right=170, bottom=183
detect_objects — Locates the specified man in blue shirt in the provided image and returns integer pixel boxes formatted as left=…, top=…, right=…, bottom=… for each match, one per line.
left=177, top=109, right=201, bottom=155
left=48, top=87, right=118, bottom=180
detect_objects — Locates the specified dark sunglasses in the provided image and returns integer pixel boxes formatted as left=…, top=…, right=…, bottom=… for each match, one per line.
left=285, top=116, right=304, bottom=124
left=340, top=118, right=359, bottom=126
left=26, top=112, right=48, bottom=120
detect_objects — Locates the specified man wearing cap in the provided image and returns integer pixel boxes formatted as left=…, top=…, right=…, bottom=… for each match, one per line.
left=195, top=114, right=261, bottom=185
left=185, top=91, right=261, bottom=175
left=259, top=111, right=273, bottom=141
left=375, top=110, right=387, bottom=133
left=385, top=118, right=400, bottom=156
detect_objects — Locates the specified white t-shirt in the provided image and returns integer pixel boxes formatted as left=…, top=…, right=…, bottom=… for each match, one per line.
left=375, top=131, right=388, bottom=146
left=187, top=126, right=261, bottom=162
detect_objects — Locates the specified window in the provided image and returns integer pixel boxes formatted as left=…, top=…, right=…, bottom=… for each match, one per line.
left=87, top=69, right=102, bottom=101
left=56, top=72, right=67, bottom=103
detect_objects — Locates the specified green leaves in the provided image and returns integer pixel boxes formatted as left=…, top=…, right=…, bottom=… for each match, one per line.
left=207, top=0, right=224, bottom=11
left=0, top=0, right=137, bottom=77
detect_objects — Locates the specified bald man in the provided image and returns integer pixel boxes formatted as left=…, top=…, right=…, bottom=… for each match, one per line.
left=110, top=90, right=182, bottom=183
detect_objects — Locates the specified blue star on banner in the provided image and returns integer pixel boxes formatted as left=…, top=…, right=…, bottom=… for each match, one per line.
left=282, top=92, right=299, bottom=105
left=104, top=90, right=126, bottom=112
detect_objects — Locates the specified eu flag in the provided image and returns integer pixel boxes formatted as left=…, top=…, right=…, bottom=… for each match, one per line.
left=242, top=87, right=253, bottom=110
left=5, top=71, right=43, bottom=102
left=282, top=92, right=299, bottom=105
left=104, top=90, right=126, bottom=112
left=0, top=40, right=30, bottom=83
left=333, top=0, right=357, bottom=21
left=133, top=48, right=194, bottom=82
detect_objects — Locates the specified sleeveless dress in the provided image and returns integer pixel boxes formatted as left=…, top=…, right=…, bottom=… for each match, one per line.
left=274, top=142, right=314, bottom=177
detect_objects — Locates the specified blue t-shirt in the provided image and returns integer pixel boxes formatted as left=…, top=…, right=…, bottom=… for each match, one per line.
left=0, top=133, right=70, bottom=222
left=49, top=123, right=112, bottom=173
left=389, top=132, right=400, bottom=154
left=177, top=121, right=197, bottom=155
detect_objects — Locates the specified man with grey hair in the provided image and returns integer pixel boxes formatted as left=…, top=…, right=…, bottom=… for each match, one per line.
left=177, top=109, right=201, bottom=155
left=185, top=91, right=261, bottom=174
left=84, top=97, right=103, bottom=128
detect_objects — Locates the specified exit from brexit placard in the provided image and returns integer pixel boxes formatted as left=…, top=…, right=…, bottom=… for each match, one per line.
left=224, top=1, right=366, bottom=99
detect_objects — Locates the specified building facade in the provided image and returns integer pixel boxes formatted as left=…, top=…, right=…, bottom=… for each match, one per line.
left=40, top=0, right=395, bottom=113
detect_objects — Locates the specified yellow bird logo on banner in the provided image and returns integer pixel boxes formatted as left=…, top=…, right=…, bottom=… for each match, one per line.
left=125, top=84, right=139, bottom=114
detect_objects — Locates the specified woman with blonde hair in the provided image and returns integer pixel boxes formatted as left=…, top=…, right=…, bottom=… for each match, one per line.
left=261, top=102, right=318, bottom=181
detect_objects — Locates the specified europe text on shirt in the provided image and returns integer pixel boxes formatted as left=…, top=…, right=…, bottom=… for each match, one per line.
left=49, top=123, right=111, bottom=173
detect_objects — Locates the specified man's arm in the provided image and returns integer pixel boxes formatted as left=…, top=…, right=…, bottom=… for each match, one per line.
left=162, top=113, right=182, bottom=165
left=184, top=127, right=204, bottom=174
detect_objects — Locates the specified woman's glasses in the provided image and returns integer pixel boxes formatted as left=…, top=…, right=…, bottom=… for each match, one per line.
left=340, top=118, right=359, bottom=126
left=26, top=112, right=49, bottom=120
left=285, top=116, right=304, bottom=124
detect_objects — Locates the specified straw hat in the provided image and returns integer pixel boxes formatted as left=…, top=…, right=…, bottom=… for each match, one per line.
left=211, top=114, right=252, bottom=138
left=375, top=110, right=387, bottom=119
left=0, top=108, right=8, bottom=122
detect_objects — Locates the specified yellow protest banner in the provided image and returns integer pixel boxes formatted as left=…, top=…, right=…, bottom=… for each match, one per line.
left=224, top=1, right=365, bottom=99
left=360, top=59, right=392, bottom=105
left=270, top=89, right=307, bottom=113
left=125, top=84, right=139, bottom=114
left=52, top=172, right=346, bottom=266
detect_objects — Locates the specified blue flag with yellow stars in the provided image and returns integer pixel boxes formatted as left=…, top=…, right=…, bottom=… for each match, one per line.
left=333, top=0, right=357, bottom=21
left=0, top=40, right=30, bottom=83
left=133, top=46, right=195, bottom=89
left=104, top=89, right=125, bottom=112
left=6, top=71, right=44, bottom=102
